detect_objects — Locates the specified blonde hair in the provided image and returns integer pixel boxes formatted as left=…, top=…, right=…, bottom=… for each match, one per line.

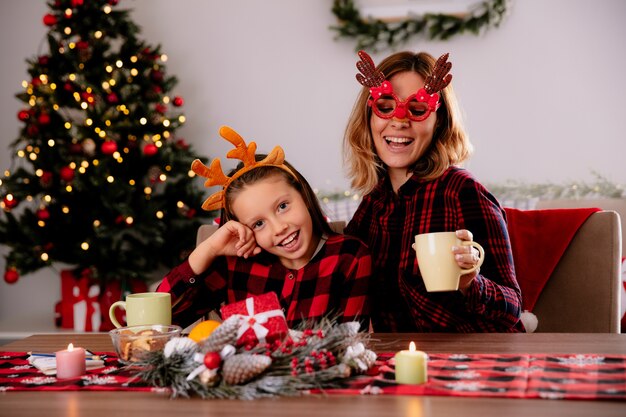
left=343, top=51, right=472, bottom=195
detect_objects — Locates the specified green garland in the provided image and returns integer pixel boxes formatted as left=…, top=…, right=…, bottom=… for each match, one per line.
left=330, top=0, right=511, bottom=51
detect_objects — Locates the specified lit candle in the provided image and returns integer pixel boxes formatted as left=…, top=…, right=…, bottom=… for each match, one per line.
left=394, top=341, right=428, bottom=384
left=55, top=343, right=86, bottom=379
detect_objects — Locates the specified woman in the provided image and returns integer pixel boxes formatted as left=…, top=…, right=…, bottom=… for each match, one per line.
left=343, top=51, right=523, bottom=332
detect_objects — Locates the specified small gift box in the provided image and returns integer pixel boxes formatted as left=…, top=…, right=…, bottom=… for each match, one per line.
left=220, top=292, right=288, bottom=348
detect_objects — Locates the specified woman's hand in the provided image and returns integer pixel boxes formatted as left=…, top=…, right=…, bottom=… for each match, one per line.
left=188, top=220, right=261, bottom=274
left=453, top=229, right=481, bottom=294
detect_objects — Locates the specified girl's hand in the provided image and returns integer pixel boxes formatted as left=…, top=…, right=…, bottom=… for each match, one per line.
left=452, top=229, right=481, bottom=294
left=188, top=220, right=261, bottom=274
left=208, top=220, right=262, bottom=258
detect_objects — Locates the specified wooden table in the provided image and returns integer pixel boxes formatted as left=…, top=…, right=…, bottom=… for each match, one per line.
left=1, top=333, right=625, bottom=417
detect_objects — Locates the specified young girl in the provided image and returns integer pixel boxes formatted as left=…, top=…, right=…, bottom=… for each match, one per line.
left=158, top=126, right=371, bottom=329
left=343, top=51, right=524, bottom=332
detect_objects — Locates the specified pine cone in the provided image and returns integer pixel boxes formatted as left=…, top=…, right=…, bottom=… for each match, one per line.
left=222, top=354, right=271, bottom=385
left=200, top=315, right=241, bottom=353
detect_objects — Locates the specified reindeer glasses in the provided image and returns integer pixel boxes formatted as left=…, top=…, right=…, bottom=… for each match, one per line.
left=355, top=50, right=453, bottom=122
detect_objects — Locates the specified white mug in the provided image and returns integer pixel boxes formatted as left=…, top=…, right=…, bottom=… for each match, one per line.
left=413, top=232, right=484, bottom=292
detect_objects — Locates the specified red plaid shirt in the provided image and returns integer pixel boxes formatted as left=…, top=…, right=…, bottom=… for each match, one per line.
left=346, top=167, right=524, bottom=333
left=158, top=233, right=371, bottom=329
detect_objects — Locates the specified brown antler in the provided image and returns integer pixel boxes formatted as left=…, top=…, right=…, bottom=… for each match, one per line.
left=424, top=53, right=453, bottom=95
left=355, top=50, right=385, bottom=88
left=192, top=126, right=292, bottom=211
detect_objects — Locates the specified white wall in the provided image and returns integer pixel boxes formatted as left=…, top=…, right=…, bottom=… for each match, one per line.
left=1, top=0, right=625, bottom=331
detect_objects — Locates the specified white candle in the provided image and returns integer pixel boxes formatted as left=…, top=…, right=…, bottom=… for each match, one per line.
left=55, top=343, right=86, bottom=379
left=394, top=341, right=428, bottom=384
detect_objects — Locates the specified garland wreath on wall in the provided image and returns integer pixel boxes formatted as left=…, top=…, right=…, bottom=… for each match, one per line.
left=331, top=0, right=511, bottom=51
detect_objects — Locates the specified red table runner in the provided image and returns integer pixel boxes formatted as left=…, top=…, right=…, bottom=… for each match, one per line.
left=1, top=351, right=625, bottom=400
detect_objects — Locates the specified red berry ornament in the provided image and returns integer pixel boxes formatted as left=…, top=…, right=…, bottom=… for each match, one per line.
left=43, top=14, right=57, bottom=26
left=60, top=166, right=75, bottom=182
left=203, top=352, right=222, bottom=370
left=172, top=96, right=184, bottom=107
left=4, top=268, right=19, bottom=284
left=101, top=141, right=118, bottom=155
left=143, top=143, right=158, bottom=156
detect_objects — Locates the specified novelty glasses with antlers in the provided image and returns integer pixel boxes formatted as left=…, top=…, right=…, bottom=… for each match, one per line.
left=355, top=50, right=453, bottom=122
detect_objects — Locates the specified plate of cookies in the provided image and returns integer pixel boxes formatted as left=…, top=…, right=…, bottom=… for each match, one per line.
left=109, top=324, right=182, bottom=364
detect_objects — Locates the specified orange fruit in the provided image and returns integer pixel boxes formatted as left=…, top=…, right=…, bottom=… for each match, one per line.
left=188, top=320, right=221, bottom=342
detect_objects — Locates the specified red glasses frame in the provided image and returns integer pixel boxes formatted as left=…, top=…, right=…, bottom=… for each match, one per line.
left=368, top=81, right=441, bottom=122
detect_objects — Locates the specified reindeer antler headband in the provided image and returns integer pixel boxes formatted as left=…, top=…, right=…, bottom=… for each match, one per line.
left=191, top=126, right=295, bottom=211
left=355, top=50, right=453, bottom=121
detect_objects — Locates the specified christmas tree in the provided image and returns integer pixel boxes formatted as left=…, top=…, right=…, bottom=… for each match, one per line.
left=0, top=0, right=213, bottom=285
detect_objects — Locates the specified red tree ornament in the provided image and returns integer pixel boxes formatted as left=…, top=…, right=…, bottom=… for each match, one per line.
left=203, top=352, right=222, bottom=370
left=38, top=113, right=51, bottom=125
left=143, top=143, right=158, bottom=156
left=38, top=55, right=50, bottom=65
left=37, top=208, right=51, bottom=220
left=172, top=96, right=184, bottom=107
left=155, top=103, right=167, bottom=114
left=101, top=141, right=118, bottom=155
left=71, top=0, right=84, bottom=7
left=26, top=125, right=40, bottom=137
left=3, top=195, right=19, bottom=209
left=4, top=268, right=19, bottom=284
left=43, top=14, right=57, bottom=26
left=17, top=110, right=30, bottom=121
left=40, top=171, right=53, bottom=187
left=60, top=166, right=75, bottom=182
left=106, top=92, right=118, bottom=104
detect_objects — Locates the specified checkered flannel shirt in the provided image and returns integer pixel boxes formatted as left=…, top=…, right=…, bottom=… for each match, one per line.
left=346, top=166, right=524, bottom=332
left=158, top=233, right=371, bottom=329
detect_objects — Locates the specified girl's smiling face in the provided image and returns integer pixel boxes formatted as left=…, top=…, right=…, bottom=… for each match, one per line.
left=230, top=174, right=318, bottom=270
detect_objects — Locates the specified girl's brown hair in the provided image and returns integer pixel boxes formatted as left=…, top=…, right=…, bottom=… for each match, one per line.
left=343, top=51, right=472, bottom=194
left=220, top=155, right=333, bottom=236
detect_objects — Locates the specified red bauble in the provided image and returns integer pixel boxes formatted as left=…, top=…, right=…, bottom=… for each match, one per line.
left=203, top=352, right=222, bottom=370
left=69, top=143, right=83, bottom=154
left=150, top=70, right=164, bottom=83
left=59, top=166, right=75, bottom=182
left=37, top=208, right=51, bottom=220
left=4, top=268, right=19, bottom=284
left=76, top=40, right=89, bottom=50
left=155, top=103, right=167, bottom=114
left=17, top=110, right=30, bottom=121
left=71, top=0, right=84, bottom=7
left=101, top=141, right=118, bottom=155
left=108, top=0, right=119, bottom=5
left=172, top=96, right=184, bottom=107
left=38, top=113, right=51, bottom=125
left=64, top=82, right=74, bottom=92
left=43, top=14, right=57, bottom=26
left=38, top=55, right=50, bottom=66
left=27, top=125, right=40, bottom=137
left=143, top=143, right=158, bottom=156
left=176, top=138, right=189, bottom=149
left=3, top=195, right=18, bottom=209
left=40, top=171, right=53, bottom=187
left=106, top=92, right=118, bottom=104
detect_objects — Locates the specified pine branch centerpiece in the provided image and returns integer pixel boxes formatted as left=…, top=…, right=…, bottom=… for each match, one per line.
left=132, top=315, right=376, bottom=399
